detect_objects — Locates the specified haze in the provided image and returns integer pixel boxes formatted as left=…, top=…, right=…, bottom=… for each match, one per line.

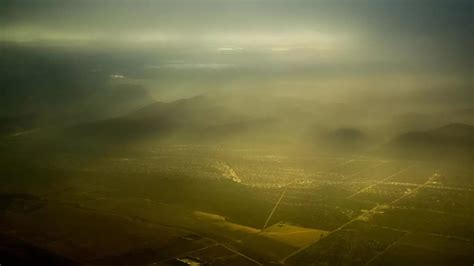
left=1, top=1, right=473, bottom=265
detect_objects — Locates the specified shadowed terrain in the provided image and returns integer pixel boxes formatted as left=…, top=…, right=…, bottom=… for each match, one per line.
left=1, top=0, right=473, bottom=265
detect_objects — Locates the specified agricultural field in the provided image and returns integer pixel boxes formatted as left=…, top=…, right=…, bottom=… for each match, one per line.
left=0, top=145, right=473, bottom=265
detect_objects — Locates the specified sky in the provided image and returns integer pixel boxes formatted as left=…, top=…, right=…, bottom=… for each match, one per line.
left=1, top=0, right=473, bottom=113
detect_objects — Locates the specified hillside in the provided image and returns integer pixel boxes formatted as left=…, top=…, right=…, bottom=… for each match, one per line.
left=383, top=123, right=474, bottom=161
left=62, top=95, right=285, bottom=146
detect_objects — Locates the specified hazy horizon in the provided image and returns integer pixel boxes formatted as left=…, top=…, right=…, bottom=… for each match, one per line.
left=1, top=1, right=473, bottom=265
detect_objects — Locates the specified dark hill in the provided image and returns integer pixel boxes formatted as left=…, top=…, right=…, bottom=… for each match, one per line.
left=383, top=123, right=474, bottom=161
left=62, top=95, right=274, bottom=145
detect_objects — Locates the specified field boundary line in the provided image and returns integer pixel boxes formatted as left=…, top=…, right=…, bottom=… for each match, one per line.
left=281, top=170, right=436, bottom=264
left=263, top=187, right=289, bottom=229
left=220, top=243, right=263, bottom=265
left=342, top=161, right=387, bottom=181
left=363, top=232, right=409, bottom=266
left=150, top=244, right=218, bottom=265
left=347, top=164, right=416, bottom=199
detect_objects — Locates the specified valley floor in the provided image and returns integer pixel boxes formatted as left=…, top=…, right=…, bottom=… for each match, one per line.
left=0, top=145, right=473, bottom=265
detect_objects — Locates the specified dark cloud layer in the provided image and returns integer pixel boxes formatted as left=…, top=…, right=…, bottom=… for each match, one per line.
left=0, top=0, right=472, bottom=125
left=2, top=0, right=472, bottom=66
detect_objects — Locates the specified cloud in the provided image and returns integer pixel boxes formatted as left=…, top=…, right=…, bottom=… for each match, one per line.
left=217, top=47, right=244, bottom=52
left=110, top=74, right=125, bottom=79
left=146, top=63, right=234, bottom=70
left=271, top=47, right=291, bottom=52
